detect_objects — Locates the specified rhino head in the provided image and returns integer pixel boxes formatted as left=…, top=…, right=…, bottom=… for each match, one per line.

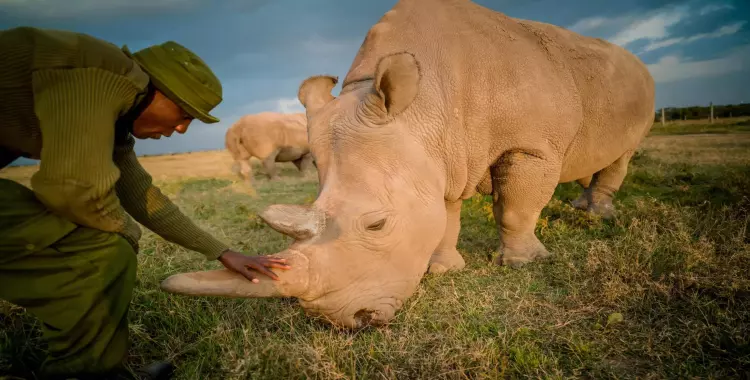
left=161, top=52, right=449, bottom=328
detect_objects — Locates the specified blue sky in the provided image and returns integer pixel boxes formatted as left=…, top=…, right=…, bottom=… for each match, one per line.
left=2, top=0, right=749, bottom=162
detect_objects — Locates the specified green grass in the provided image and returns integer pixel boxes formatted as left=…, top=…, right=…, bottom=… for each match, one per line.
left=2, top=136, right=750, bottom=379
left=648, top=118, right=750, bottom=136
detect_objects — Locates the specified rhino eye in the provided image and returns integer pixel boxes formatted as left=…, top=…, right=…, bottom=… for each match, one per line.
left=367, top=218, right=386, bottom=231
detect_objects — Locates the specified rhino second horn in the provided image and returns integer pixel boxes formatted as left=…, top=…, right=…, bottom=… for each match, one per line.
left=259, top=204, right=325, bottom=240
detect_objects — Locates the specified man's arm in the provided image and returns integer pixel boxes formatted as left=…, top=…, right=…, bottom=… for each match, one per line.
left=30, top=67, right=137, bottom=234
left=112, top=135, right=292, bottom=278
left=112, top=133, right=230, bottom=260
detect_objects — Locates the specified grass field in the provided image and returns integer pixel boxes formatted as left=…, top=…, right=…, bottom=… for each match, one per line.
left=649, top=116, right=750, bottom=136
left=1, top=124, right=749, bottom=379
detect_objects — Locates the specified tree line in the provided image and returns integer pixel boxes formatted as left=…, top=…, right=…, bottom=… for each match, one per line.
left=654, top=102, right=750, bottom=122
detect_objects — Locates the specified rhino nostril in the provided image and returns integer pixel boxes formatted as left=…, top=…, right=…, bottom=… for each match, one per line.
left=354, top=309, right=377, bottom=328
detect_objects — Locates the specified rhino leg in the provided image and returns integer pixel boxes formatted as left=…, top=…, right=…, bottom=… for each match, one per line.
left=292, top=158, right=303, bottom=171
left=490, top=152, right=559, bottom=268
left=261, top=149, right=280, bottom=180
left=235, top=159, right=252, bottom=181
left=238, top=159, right=258, bottom=193
left=428, top=200, right=466, bottom=274
left=571, top=176, right=592, bottom=210
left=298, top=153, right=315, bottom=173
left=580, top=151, right=634, bottom=220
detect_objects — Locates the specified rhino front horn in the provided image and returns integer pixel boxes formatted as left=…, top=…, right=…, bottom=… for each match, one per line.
left=160, top=250, right=310, bottom=299
left=259, top=204, right=325, bottom=241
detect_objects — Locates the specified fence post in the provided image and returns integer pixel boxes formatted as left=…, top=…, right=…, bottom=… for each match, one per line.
left=661, top=107, right=665, bottom=126
left=710, top=102, right=714, bottom=124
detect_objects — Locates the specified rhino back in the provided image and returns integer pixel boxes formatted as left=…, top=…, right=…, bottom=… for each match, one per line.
left=341, top=0, right=654, bottom=196
left=514, top=19, right=655, bottom=181
left=237, top=112, right=309, bottom=155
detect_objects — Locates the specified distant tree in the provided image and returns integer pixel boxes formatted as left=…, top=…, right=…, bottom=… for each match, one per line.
left=654, top=102, right=750, bottom=122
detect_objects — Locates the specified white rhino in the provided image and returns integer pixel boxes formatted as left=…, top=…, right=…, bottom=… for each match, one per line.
left=225, top=111, right=315, bottom=186
left=162, top=0, right=655, bottom=329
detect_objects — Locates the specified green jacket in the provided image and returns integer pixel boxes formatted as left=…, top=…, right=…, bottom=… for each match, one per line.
left=0, top=26, right=230, bottom=260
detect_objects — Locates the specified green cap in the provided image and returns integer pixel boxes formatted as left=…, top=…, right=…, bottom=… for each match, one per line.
left=123, top=41, right=222, bottom=124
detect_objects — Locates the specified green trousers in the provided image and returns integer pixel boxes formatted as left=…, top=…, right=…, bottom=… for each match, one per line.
left=0, top=178, right=137, bottom=377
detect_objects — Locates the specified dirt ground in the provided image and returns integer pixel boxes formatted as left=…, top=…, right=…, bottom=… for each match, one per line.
left=0, top=149, right=248, bottom=188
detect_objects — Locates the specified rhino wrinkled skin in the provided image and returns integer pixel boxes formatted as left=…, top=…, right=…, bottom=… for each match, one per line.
left=225, top=111, right=315, bottom=186
left=162, top=0, right=655, bottom=329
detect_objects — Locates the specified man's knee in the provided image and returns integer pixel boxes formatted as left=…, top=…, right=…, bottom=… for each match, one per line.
left=55, top=227, right=138, bottom=285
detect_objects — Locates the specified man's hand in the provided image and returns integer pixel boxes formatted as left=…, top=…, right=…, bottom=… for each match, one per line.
left=218, top=250, right=291, bottom=283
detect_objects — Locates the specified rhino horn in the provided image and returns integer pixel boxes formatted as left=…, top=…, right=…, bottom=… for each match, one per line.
left=259, top=204, right=325, bottom=241
left=160, top=250, right=309, bottom=298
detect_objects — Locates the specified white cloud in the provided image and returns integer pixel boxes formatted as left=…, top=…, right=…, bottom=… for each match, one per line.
left=231, top=97, right=305, bottom=117
left=567, top=5, right=691, bottom=46
left=567, top=16, right=609, bottom=33
left=273, top=98, right=306, bottom=113
left=609, top=5, right=690, bottom=46
left=699, top=3, right=734, bottom=15
left=641, top=37, right=684, bottom=52
left=686, top=21, right=745, bottom=42
left=204, top=97, right=305, bottom=133
left=569, top=4, right=746, bottom=57
left=646, top=44, right=750, bottom=83
left=641, top=21, right=746, bottom=53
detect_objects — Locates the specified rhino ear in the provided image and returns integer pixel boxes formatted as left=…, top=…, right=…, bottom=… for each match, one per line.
left=370, top=51, right=421, bottom=118
left=298, top=75, right=338, bottom=115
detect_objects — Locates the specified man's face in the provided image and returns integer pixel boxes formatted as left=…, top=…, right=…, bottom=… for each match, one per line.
left=132, top=91, right=195, bottom=139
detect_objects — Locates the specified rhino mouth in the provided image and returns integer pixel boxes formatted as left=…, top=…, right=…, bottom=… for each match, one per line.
left=354, top=308, right=380, bottom=327
left=299, top=293, right=405, bottom=329
left=350, top=297, right=404, bottom=328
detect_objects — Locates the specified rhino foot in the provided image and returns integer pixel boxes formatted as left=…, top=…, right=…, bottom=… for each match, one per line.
left=427, top=248, right=466, bottom=274
left=494, top=239, right=552, bottom=269
left=571, top=194, right=588, bottom=210
left=587, top=201, right=616, bottom=220
left=572, top=194, right=617, bottom=220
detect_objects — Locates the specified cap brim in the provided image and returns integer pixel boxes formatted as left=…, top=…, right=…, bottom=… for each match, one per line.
left=185, top=107, right=220, bottom=124
left=198, top=115, right=220, bottom=124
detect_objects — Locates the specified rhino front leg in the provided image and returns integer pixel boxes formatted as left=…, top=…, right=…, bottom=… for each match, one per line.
left=571, top=176, right=592, bottom=210
left=292, top=153, right=315, bottom=174
left=238, top=159, right=258, bottom=196
left=298, top=153, right=315, bottom=173
left=428, top=200, right=466, bottom=274
left=490, top=151, right=559, bottom=268
left=580, top=151, right=634, bottom=219
left=261, top=149, right=280, bottom=180
left=238, top=159, right=253, bottom=182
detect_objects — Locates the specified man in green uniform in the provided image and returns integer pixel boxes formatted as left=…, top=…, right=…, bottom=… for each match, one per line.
left=0, top=26, right=291, bottom=379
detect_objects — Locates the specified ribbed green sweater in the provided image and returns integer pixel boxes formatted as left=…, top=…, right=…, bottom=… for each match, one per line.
left=0, top=26, right=230, bottom=260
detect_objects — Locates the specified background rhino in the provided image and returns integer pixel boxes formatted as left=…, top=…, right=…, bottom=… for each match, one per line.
left=225, top=112, right=315, bottom=188
left=163, top=0, right=655, bottom=329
